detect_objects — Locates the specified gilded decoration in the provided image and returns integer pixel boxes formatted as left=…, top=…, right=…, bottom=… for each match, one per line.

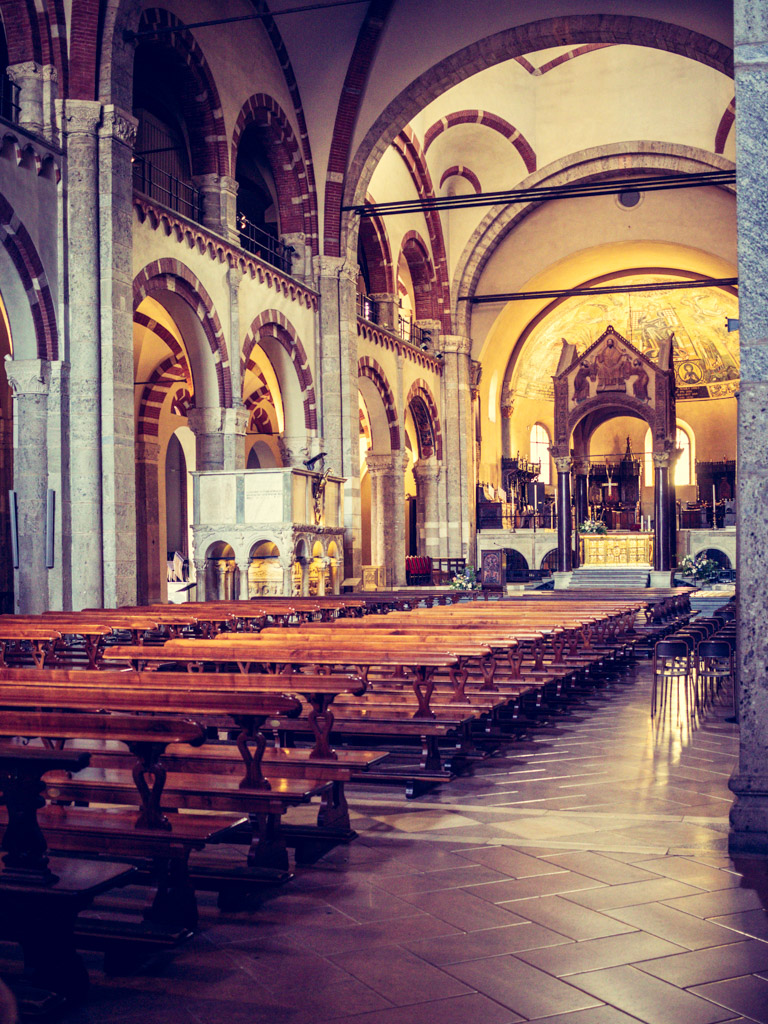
left=511, top=275, right=738, bottom=402
left=581, top=532, right=654, bottom=566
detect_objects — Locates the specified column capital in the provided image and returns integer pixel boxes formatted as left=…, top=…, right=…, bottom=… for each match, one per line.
left=572, top=458, right=590, bottom=475
left=554, top=456, right=573, bottom=474
left=366, top=452, right=400, bottom=476
left=439, top=334, right=472, bottom=356
left=62, top=99, right=102, bottom=136
left=99, top=104, right=138, bottom=148
left=186, top=406, right=224, bottom=435
left=3, top=357, right=51, bottom=397
left=412, top=456, right=441, bottom=482
left=135, top=440, right=161, bottom=464
left=652, top=451, right=672, bottom=469
left=6, top=61, right=44, bottom=86
left=313, top=255, right=357, bottom=283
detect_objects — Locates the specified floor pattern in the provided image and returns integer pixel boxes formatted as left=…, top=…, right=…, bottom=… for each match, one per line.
left=6, top=661, right=768, bottom=1023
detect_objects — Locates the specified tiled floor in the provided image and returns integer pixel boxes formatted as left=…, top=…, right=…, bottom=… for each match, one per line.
left=8, top=660, right=768, bottom=1023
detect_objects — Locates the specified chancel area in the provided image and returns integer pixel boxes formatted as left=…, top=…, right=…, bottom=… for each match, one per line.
left=1, top=2, right=768, bottom=1022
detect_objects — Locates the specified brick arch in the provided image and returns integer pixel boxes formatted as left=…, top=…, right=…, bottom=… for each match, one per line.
left=133, top=257, right=231, bottom=407
left=715, top=97, right=735, bottom=154
left=0, top=0, right=42, bottom=64
left=358, top=192, right=393, bottom=294
left=400, top=230, right=438, bottom=323
left=358, top=356, right=400, bottom=451
left=231, top=93, right=317, bottom=249
left=439, top=165, right=481, bottom=193
left=134, top=311, right=193, bottom=442
left=424, top=111, right=536, bottom=173
left=343, top=13, right=733, bottom=261
left=0, top=193, right=58, bottom=360
left=406, top=379, right=442, bottom=460
left=243, top=358, right=279, bottom=436
left=135, top=8, right=228, bottom=176
left=242, top=309, right=317, bottom=432
left=452, top=141, right=735, bottom=336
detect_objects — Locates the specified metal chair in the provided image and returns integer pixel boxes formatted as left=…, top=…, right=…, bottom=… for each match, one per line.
left=697, top=639, right=734, bottom=708
left=652, top=639, right=694, bottom=720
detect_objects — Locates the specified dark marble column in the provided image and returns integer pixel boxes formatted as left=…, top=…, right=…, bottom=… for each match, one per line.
left=554, top=456, right=573, bottom=573
left=573, top=460, right=589, bottom=570
left=653, top=452, right=671, bottom=571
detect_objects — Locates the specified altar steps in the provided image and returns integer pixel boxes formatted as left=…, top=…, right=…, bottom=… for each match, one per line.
left=568, top=567, right=650, bottom=589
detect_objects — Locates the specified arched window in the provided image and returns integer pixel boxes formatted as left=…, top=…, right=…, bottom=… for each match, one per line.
left=644, top=424, right=695, bottom=487
left=530, top=423, right=551, bottom=485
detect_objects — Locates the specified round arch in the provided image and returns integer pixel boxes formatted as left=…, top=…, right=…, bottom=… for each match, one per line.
left=400, top=231, right=438, bottom=322
left=405, top=379, right=442, bottom=460
left=133, top=259, right=231, bottom=408
left=358, top=357, right=400, bottom=453
left=134, top=310, right=194, bottom=443
left=242, top=310, right=318, bottom=437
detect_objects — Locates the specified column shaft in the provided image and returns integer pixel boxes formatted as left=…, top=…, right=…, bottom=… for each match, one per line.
left=555, top=459, right=573, bottom=573
left=653, top=463, right=671, bottom=571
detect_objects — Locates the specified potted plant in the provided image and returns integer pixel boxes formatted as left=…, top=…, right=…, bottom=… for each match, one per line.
left=679, top=553, right=721, bottom=586
left=450, top=566, right=482, bottom=590
left=579, top=519, right=607, bottom=535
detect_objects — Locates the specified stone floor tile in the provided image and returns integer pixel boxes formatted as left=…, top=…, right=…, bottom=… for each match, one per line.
left=710, top=910, right=768, bottom=941
left=636, top=939, right=768, bottom=988
left=563, top=876, right=704, bottom=910
left=403, top=922, right=570, bottom=966
left=663, top=888, right=766, bottom=919
left=605, top=903, right=749, bottom=950
left=292, top=913, right=461, bottom=956
left=509, top=894, right=637, bottom=940
left=453, top=846, right=565, bottom=878
left=465, top=869, right=603, bottom=903
left=327, top=992, right=524, bottom=1024
left=541, top=850, right=664, bottom=884
left=567, top=964, right=736, bottom=1023
left=369, top=863, right=507, bottom=896
left=329, top=946, right=472, bottom=1006
left=444, top=955, right=603, bottom=1018
left=637, top=857, right=743, bottom=890
left=522, top=1007, right=659, bottom=1024
left=690, top=974, right=768, bottom=1023
left=516, top=930, right=686, bottom=976
left=396, top=887, right=529, bottom=931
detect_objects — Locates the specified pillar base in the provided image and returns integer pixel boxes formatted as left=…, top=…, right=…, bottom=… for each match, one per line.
left=649, top=570, right=674, bottom=587
left=728, top=773, right=768, bottom=857
left=552, top=571, right=572, bottom=590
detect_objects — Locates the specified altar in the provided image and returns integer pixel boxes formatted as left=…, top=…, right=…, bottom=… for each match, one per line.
left=580, top=531, right=654, bottom=566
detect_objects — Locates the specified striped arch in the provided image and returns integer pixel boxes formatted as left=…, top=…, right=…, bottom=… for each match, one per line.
left=392, top=127, right=451, bottom=331
left=133, top=258, right=231, bottom=407
left=400, top=230, right=438, bottom=323
left=242, top=310, right=317, bottom=431
left=406, top=379, right=442, bottom=460
left=424, top=110, right=536, bottom=173
left=514, top=43, right=614, bottom=76
left=134, top=311, right=193, bottom=442
left=358, top=192, right=394, bottom=294
left=243, top=367, right=278, bottom=435
left=231, top=93, right=317, bottom=247
left=136, top=9, right=228, bottom=176
left=715, top=97, right=735, bottom=154
left=0, top=193, right=58, bottom=360
left=358, top=356, right=400, bottom=451
left=439, top=165, right=482, bottom=193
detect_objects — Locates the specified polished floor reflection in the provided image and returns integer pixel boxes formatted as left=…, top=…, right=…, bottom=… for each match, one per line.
left=8, top=661, right=768, bottom=1023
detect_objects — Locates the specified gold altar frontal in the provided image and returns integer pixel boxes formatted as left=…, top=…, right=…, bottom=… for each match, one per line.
left=580, top=532, right=654, bottom=566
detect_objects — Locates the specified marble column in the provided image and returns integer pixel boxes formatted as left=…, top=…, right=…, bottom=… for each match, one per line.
left=412, top=457, right=441, bottom=564
left=99, top=105, right=139, bottom=607
left=554, top=456, right=573, bottom=573
left=365, top=454, right=390, bottom=582
left=5, top=62, right=57, bottom=138
left=653, top=452, right=671, bottom=571
left=573, top=460, right=589, bottom=569
left=4, top=359, right=50, bottom=613
left=192, top=559, right=206, bottom=602
left=667, top=448, right=680, bottom=568
left=194, top=174, right=239, bottom=243
left=368, top=293, right=398, bottom=332
left=238, top=565, right=250, bottom=600
left=134, top=441, right=162, bottom=605
left=280, top=557, right=294, bottom=597
left=187, top=407, right=249, bottom=471
left=439, top=334, right=474, bottom=561
left=63, top=100, right=104, bottom=609
left=314, top=256, right=361, bottom=578
left=729, top=0, right=768, bottom=854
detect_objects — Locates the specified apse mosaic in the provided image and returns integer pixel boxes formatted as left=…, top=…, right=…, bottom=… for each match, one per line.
left=512, top=275, right=738, bottom=402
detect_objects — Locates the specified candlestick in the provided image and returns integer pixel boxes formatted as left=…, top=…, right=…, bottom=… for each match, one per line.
left=712, top=484, right=717, bottom=528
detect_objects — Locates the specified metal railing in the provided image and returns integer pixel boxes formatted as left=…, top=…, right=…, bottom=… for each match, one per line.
left=398, top=314, right=430, bottom=348
left=357, top=293, right=379, bottom=323
left=132, top=155, right=203, bottom=223
left=237, top=212, right=293, bottom=274
left=0, top=75, right=20, bottom=125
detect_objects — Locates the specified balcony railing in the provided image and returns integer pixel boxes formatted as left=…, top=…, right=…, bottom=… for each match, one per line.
left=237, top=213, right=293, bottom=274
left=398, top=315, right=430, bottom=348
left=357, top=293, right=380, bottom=324
left=132, top=155, right=203, bottom=223
left=0, top=75, right=20, bottom=125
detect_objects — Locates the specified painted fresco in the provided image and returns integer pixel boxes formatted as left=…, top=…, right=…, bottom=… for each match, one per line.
left=512, top=275, right=738, bottom=401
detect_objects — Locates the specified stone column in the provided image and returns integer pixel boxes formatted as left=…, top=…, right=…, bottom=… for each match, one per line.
left=367, top=452, right=408, bottom=587
left=667, top=449, right=680, bottom=568
left=99, top=105, right=139, bottom=607
left=238, top=565, right=250, bottom=600
left=653, top=452, right=671, bottom=571
left=187, top=407, right=249, bottom=471
left=439, top=334, right=474, bottom=561
left=194, top=174, right=239, bottom=243
left=412, top=457, right=441, bottom=564
left=368, top=293, right=398, bottom=332
left=4, top=359, right=50, bottom=613
left=729, top=1, right=768, bottom=854
left=281, top=232, right=309, bottom=282
left=573, top=460, right=589, bottom=569
left=365, top=454, right=389, bottom=580
left=554, top=456, right=573, bottom=574
left=63, top=100, right=104, bottom=609
left=279, top=433, right=310, bottom=468
left=134, top=441, right=162, bottom=605
left=314, top=256, right=361, bottom=578
left=280, top=556, right=294, bottom=597
left=192, top=559, right=206, bottom=602
left=7, top=62, right=44, bottom=136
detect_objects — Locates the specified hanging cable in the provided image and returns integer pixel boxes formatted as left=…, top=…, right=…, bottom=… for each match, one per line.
left=462, top=277, right=738, bottom=304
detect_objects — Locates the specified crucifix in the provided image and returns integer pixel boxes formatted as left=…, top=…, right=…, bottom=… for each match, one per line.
left=605, top=466, right=616, bottom=498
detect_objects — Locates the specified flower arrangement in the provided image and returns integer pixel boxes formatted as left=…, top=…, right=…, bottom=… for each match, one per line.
left=680, top=553, right=721, bottom=585
left=579, top=519, right=607, bottom=535
left=450, top=566, right=482, bottom=590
